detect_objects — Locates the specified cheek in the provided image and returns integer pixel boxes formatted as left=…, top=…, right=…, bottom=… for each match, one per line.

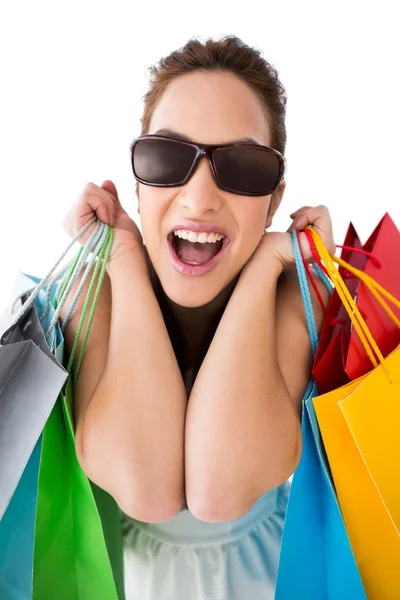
left=235, top=202, right=267, bottom=240
left=138, top=188, right=172, bottom=256
left=231, top=203, right=269, bottom=263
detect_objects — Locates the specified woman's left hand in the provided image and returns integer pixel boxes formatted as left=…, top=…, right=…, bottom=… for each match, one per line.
left=253, top=204, right=336, bottom=272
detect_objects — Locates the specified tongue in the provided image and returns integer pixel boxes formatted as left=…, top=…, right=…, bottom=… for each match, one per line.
left=175, top=238, right=222, bottom=264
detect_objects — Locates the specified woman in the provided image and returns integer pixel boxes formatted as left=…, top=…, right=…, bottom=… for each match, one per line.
left=61, top=35, right=335, bottom=600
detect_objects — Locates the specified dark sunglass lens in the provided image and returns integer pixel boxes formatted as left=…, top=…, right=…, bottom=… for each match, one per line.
left=213, top=147, right=281, bottom=194
left=133, top=138, right=197, bottom=185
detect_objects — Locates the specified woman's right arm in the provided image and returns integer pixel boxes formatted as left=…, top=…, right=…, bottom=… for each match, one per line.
left=60, top=182, right=187, bottom=523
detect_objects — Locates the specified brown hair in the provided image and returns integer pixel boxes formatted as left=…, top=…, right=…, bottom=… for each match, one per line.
left=139, top=34, right=288, bottom=156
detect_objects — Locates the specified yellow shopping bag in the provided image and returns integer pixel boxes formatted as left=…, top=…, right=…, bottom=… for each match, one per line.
left=306, top=225, right=400, bottom=600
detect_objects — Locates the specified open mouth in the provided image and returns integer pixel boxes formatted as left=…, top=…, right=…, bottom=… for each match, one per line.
left=167, top=232, right=230, bottom=276
left=168, top=232, right=225, bottom=264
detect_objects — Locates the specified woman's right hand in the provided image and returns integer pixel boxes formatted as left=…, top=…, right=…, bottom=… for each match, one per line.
left=63, top=180, right=144, bottom=262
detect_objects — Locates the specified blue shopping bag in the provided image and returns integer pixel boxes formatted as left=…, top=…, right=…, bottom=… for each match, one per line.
left=0, top=438, right=41, bottom=600
left=274, top=232, right=366, bottom=599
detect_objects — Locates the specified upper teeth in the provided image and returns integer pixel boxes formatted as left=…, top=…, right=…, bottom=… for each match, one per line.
left=173, top=230, right=225, bottom=243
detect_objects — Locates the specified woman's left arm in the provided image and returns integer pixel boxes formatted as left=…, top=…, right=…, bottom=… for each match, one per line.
left=185, top=206, right=335, bottom=523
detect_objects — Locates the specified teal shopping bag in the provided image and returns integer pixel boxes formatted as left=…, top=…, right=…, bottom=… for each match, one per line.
left=274, top=231, right=366, bottom=599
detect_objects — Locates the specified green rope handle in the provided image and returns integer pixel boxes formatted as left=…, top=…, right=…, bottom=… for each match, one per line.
left=71, top=227, right=114, bottom=386
left=54, top=246, right=85, bottom=309
left=53, top=225, right=114, bottom=387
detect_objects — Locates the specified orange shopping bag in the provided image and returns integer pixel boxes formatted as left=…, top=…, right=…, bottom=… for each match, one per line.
left=305, top=226, right=400, bottom=600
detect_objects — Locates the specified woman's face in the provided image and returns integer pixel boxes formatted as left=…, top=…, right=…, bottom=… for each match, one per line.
left=137, top=70, right=285, bottom=308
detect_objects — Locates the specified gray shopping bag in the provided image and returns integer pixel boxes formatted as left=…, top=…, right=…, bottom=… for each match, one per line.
left=0, top=293, right=68, bottom=519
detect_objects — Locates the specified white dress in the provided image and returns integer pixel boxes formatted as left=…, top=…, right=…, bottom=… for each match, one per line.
left=121, top=478, right=290, bottom=600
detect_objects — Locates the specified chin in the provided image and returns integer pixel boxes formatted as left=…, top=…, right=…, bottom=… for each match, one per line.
left=161, top=282, right=222, bottom=308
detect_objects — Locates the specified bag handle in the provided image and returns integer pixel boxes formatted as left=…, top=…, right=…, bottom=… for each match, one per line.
left=333, top=257, right=400, bottom=328
left=306, top=226, right=397, bottom=383
left=304, top=228, right=400, bottom=329
left=7, top=216, right=113, bottom=387
left=42, top=221, right=103, bottom=328
left=6, top=216, right=98, bottom=330
left=46, top=220, right=108, bottom=339
left=55, top=225, right=114, bottom=386
left=291, top=229, right=333, bottom=360
left=295, top=229, right=333, bottom=315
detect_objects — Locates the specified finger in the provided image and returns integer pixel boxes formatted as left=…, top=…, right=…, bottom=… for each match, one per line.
left=291, top=207, right=329, bottom=226
left=289, top=206, right=313, bottom=218
left=101, top=180, right=124, bottom=213
left=293, top=211, right=322, bottom=231
left=101, top=180, right=118, bottom=199
left=82, top=191, right=115, bottom=226
left=288, top=208, right=335, bottom=257
left=287, top=209, right=323, bottom=232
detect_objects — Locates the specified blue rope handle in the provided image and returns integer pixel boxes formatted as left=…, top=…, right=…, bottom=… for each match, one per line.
left=291, top=229, right=333, bottom=361
left=312, top=263, right=334, bottom=293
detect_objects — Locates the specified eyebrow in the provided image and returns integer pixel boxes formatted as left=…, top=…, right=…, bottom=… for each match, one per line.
left=153, top=128, right=261, bottom=146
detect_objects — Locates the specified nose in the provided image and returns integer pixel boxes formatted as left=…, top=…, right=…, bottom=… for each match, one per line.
left=177, top=154, right=223, bottom=215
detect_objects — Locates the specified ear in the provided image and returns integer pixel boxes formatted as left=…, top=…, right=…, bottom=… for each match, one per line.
left=265, top=178, right=286, bottom=229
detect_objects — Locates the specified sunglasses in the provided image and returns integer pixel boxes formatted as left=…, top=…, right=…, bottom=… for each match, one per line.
left=130, top=134, right=286, bottom=197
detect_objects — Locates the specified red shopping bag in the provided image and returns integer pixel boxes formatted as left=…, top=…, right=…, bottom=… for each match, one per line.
left=345, top=213, right=400, bottom=379
left=312, top=213, right=400, bottom=391
left=312, top=222, right=366, bottom=393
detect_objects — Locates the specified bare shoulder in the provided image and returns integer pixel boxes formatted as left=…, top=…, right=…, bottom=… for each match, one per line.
left=275, top=265, right=331, bottom=418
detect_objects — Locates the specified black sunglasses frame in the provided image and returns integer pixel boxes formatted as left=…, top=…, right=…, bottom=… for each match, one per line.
left=129, top=134, right=287, bottom=197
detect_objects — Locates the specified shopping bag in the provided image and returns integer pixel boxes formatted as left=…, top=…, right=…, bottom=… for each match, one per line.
left=275, top=231, right=366, bottom=599
left=32, top=222, right=125, bottom=600
left=307, top=225, right=400, bottom=599
left=0, top=290, right=68, bottom=521
left=0, top=436, right=41, bottom=600
left=312, top=213, right=400, bottom=392
left=311, top=222, right=364, bottom=393
left=345, top=213, right=400, bottom=379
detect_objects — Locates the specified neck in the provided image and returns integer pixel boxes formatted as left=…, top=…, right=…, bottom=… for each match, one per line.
left=150, top=264, right=240, bottom=370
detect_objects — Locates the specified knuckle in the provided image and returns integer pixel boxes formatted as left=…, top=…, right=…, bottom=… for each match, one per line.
left=84, top=182, right=100, bottom=197
left=82, top=182, right=94, bottom=195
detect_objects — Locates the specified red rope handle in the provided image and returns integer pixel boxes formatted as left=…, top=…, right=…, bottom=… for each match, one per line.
left=304, top=229, right=330, bottom=277
left=336, top=245, right=382, bottom=268
left=296, top=230, right=328, bottom=315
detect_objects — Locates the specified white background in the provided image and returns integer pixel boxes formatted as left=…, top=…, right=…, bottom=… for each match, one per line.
left=1, top=1, right=399, bottom=313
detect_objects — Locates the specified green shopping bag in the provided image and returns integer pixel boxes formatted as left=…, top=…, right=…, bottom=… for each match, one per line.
left=32, top=224, right=125, bottom=600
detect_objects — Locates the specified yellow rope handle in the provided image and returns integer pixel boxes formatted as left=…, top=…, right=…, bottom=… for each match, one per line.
left=308, top=227, right=383, bottom=368
left=333, top=257, right=400, bottom=328
left=306, top=226, right=394, bottom=382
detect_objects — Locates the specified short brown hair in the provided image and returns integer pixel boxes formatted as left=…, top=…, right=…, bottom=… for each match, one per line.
left=139, top=34, right=288, bottom=156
